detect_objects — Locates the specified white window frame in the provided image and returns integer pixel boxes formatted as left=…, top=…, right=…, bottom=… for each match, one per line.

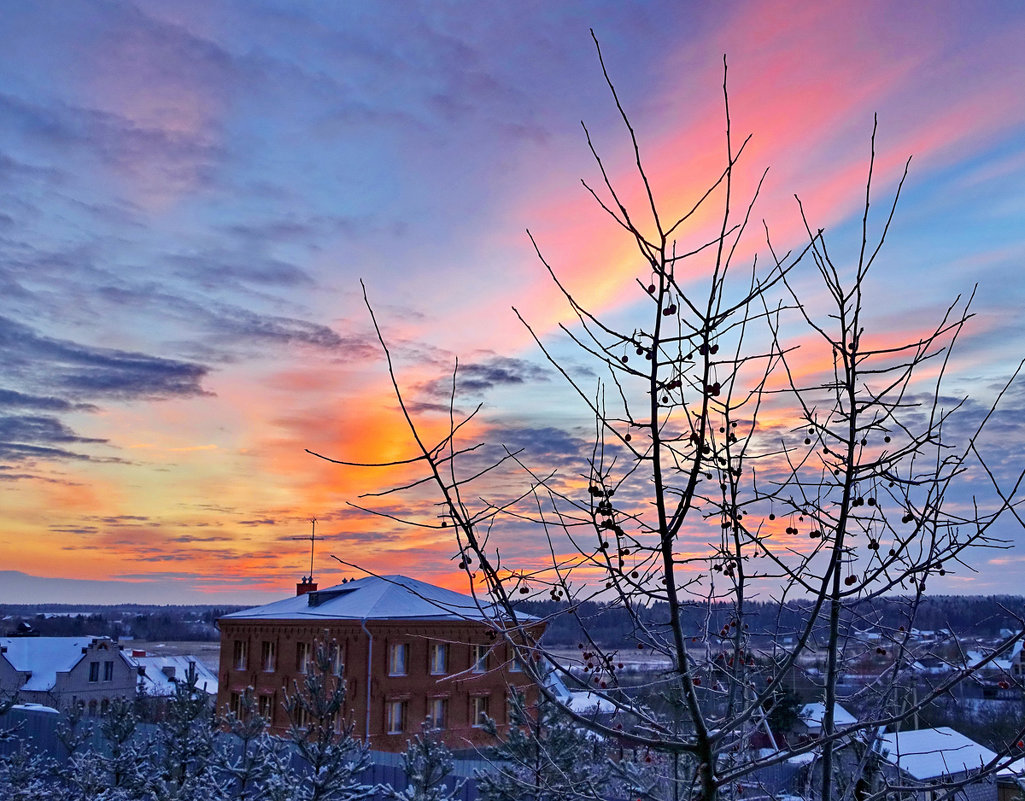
left=233, top=640, right=248, bottom=670
left=257, top=693, right=274, bottom=719
left=427, top=696, right=448, bottom=729
left=385, top=699, right=406, bottom=734
left=261, top=640, right=276, bottom=672
left=429, top=642, right=448, bottom=675
left=471, top=695, right=490, bottom=727
left=388, top=643, right=409, bottom=676
left=472, top=643, right=488, bottom=674
left=296, top=642, right=311, bottom=674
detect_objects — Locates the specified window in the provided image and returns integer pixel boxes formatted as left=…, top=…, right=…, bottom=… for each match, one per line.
left=100, top=698, right=109, bottom=715
left=261, top=640, right=276, bottom=672
left=88, top=699, right=97, bottom=717
left=429, top=642, right=448, bottom=675
left=472, top=644, right=488, bottom=673
left=427, top=697, right=448, bottom=729
left=88, top=661, right=99, bottom=682
left=296, top=642, right=311, bottom=674
left=293, top=705, right=309, bottom=729
left=257, top=693, right=274, bottom=720
left=229, top=691, right=243, bottom=717
left=471, top=695, right=490, bottom=727
left=103, top=660, right=114, bottom=681
left=509, top=646, right=525, bottom=672
left=385, top=699, right=406, bottom=734
left=233, top=640, right=248, bottom=671
left=388, top=643, right=409, bottom=676
left=331, top=642, right=345, bottom=676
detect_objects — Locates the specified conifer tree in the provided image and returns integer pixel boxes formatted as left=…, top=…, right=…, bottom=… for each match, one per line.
left=475, top=690, right=611, bottom=801
left=65, top=697, right=151, bottom=800
left=149, top=663, right=221, bottom=801
left=216, top=688, right=293, bottom=801
left=282, top=641, right=372, bottom=801
left=386, top=722, right=464, bottom=801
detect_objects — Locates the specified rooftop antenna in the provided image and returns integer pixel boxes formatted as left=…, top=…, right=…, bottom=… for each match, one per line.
left=290, top=518, right=318, bottom=581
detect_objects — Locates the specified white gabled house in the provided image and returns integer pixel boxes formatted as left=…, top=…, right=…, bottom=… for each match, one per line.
left=0, top=636, right=137, bottom=715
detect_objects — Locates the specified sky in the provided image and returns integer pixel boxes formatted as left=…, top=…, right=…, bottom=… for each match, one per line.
left=3, top=0, right=1025, bottom=605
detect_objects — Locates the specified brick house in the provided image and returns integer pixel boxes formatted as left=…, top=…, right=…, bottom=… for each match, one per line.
left=216, top=574, right=540, bottom=751
left=0, top=636, right=137, bottom=715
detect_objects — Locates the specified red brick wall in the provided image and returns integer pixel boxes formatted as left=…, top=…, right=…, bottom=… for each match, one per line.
left=217, top=618, right=538, bottom=751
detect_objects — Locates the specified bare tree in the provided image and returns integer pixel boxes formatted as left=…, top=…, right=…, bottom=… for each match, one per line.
left=311, top=33, right=1025, bottom=801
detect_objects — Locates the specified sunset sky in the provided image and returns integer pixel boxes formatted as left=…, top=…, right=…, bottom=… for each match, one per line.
left=3, top=0, right=1025, bottom=604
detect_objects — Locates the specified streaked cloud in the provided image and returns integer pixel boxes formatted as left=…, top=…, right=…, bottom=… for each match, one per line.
left=1, top=0, right=1024, bottom=601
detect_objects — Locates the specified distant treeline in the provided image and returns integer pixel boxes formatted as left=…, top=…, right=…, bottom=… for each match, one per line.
left=515, top=594, right=1025, bottom=647
left=3, top=596, right=1022, bottom=646
left=0, top=605, right=244, bottom=641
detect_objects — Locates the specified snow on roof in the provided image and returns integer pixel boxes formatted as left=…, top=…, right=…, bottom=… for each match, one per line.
left=964, top=649, right=1013, bottom=671
left=0, top=637, right=99, bottom=691
left=12, top=703, right=58, bottom=714
left=566, top=691, right=618, bottom=715
left=221, top=575, right=526, bottom=623
left=876, top=727, right=997, bottom=780
left=997, top=756, right=1025, bottom=777
left=131, top=655, right=218, bottom=697
left=799, top=702, right=857, bottom=729
left=541, top=663, right=574, bottom=703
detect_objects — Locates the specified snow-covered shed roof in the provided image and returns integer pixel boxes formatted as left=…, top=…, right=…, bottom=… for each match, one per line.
left=875, top=727, right=997, bottom=780
left=799, top=702, right=857, bottom=730
left=0, top=636, right=104, bottom=691
left=131, top=654, right=218, bottom=697
left=221, top=575, right=523, bottom=623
